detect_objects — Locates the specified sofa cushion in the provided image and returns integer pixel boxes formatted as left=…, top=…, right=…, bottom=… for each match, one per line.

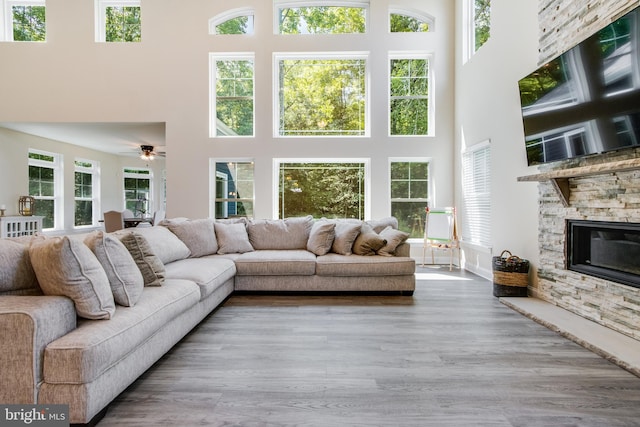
left=215, top=222, right=254, bottom=254
left=234, top=250, right=317, bottom=276
left=43, top=279, right=200, bottom=384
left=29, top=236, right=116, bottom=320
left=128, top=227, right=191, bottom=264
left=352, top=223, right=387, bottom=256
left=0, top=239, right=39, bottom=296
left=307, top=220, right=336, bottom=256
left=248, top=216, right=313, bottom=250
left=331, top=220, right=362, bottom=255
left=164, top=257, right=236, bottom=300
left=366, top=217, right=399, bottom=233
left=84, top=231, right=144, bottom=307
left=117, top=232, right=166, bottom=287
left=316, top=253, right=415, bottom=276
left=165, top=218, right=218, bottom=258
left=377, top=226, right=410, bottom=256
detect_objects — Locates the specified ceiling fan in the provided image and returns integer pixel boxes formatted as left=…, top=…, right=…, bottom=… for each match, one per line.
left=138, top=145, right=166, bottom=160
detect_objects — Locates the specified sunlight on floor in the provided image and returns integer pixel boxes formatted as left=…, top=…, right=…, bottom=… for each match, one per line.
left=415, top=273, right=473, bottom=281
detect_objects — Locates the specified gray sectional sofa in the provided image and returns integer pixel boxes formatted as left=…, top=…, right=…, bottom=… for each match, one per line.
left=0, top=216, right=415, bottom=425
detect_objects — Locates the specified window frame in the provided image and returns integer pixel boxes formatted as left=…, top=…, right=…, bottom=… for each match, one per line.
left=464, top=0, right=490, bottom=61
left=273, top=157, right=371, bottom=220
left=273, top=51, right=370, bottom=138
left=209, top=52, right=256, bottom=138
left=210, top=159, right=255, bottom=219
left=1, top=0, right=46, bottom=42
left=28, top=148, right=62, bottom=231
left=74, top=159, right=100, bottom=228
left=389, top=158, right=431, bottom=240
left=123, top=167, right=152, bottom=216
left=274, top=0, right=369, bottom=35
left=461, top=140, right=492, bottom=249
left=388, top=52, right=432, bottom=137
left=95, top=0, right=141, bottom=43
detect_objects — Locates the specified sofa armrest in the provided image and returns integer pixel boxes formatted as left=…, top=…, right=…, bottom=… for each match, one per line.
left=395, top=242, right=410, bottom=257
left=0, top=296, right=76, bottom=404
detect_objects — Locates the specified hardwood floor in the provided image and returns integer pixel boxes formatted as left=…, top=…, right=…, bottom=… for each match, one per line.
left=98, top=267, right=640, bottom=426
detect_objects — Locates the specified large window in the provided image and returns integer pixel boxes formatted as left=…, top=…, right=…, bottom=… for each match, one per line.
left=210, top=54, right=255, bottom=137
left=28, top=149, right=60, bottom=229
left=96, top=0, right=141, bottom=42
left=276, top=160, right=368, bottom=219
left=466, top=0, right=490, bottom=58
left=213, top=161, right=254, bottom=219
left=276, top=53, right=367, bottom=137
left=2, top=0, right=46, bottom=41
left=389, top=54, right=430, bottom=136
left=123, top=168, right=151, bottom=216
left=74, top=159, right=99, bottom=227
left=462, top=142, right=491, bottom=248
left=390, top=160, right=429, bottom=238
left=277, top=4, right=366, bottom=34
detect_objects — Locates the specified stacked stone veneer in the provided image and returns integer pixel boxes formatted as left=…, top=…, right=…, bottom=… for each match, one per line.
left=538, top=0, right=639, bottom=64
left=532, top=0, right=640, bottom=341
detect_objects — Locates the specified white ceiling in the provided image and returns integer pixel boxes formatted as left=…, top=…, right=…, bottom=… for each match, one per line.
left=0, top=122, right=166, bottom=157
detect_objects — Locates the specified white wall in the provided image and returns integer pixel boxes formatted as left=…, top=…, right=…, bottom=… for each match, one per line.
left=0, top=0, right=456, bottom=226
left=0, top=127, right=165, bottom=233
left=454, top=0, right=541, bottom=278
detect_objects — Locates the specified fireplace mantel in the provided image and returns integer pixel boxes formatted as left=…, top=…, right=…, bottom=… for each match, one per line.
left=517, top=158, right=640, bottom=206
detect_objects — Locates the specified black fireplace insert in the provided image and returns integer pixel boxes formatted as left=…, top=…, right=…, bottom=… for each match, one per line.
left=567, top=220, right=640, bottom=289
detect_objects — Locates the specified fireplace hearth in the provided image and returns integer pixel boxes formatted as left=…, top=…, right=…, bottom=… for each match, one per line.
left=567, top=220, right=640, bottom=289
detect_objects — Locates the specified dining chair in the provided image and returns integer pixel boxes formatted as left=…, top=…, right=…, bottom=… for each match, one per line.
left=103, top=210, right=124, bottom=233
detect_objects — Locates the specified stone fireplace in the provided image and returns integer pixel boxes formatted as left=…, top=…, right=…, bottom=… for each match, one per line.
left=526, top=148, right=640, bottom=342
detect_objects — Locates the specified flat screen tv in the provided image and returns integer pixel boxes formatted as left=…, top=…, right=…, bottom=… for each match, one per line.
left=518, top=6, right=640, bottom=166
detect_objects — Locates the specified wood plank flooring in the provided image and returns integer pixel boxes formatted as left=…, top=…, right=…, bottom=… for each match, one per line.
left=98, top=267, right=640, bottom=426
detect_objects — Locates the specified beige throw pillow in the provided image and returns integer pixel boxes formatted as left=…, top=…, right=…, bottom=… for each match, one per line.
left=29, top=236, right=115, bottom=320
left=215, top=222, right=254, bottom=254
left=307, top=220, right=336, bottom=256
left=165, top=218, right=218, bottom=257
left=331, top=220, right=362, bottom=255
left=118, top=232, right=166, bottom=286
left=129, top=226, right=191, bottom=264
left=377, top=226, right=410, bottom=256
left=85, top=231, right=144, bottom=306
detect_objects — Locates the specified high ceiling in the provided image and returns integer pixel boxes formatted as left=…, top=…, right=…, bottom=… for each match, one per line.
left=0, top=122, right=166, bottom=157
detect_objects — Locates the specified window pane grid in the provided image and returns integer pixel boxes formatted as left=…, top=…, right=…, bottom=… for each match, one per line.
left=390, top=161, right=429, bottom=238
left=12, top=5, right=46, bottom=41
left=105, top=6, right=141, bottom=42
left=390, top=58, right=429, bottom=135
left=215, top=162, right=254, bottom=219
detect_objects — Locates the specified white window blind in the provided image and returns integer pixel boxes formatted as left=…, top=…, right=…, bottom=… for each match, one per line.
left=461, top=142, right=491, bottom=248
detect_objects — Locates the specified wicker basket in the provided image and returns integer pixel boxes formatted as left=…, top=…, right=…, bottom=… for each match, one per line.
left=492, top=250, right=529, bottom=297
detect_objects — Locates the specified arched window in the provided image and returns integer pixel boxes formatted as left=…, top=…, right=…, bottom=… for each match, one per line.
left=389, top=8, right=433, bottom=33
left=209, top=8, right=254, bottom=35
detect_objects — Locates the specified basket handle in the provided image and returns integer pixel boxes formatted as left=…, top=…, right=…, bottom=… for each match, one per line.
left=499, top=250, right=512, bottom=259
